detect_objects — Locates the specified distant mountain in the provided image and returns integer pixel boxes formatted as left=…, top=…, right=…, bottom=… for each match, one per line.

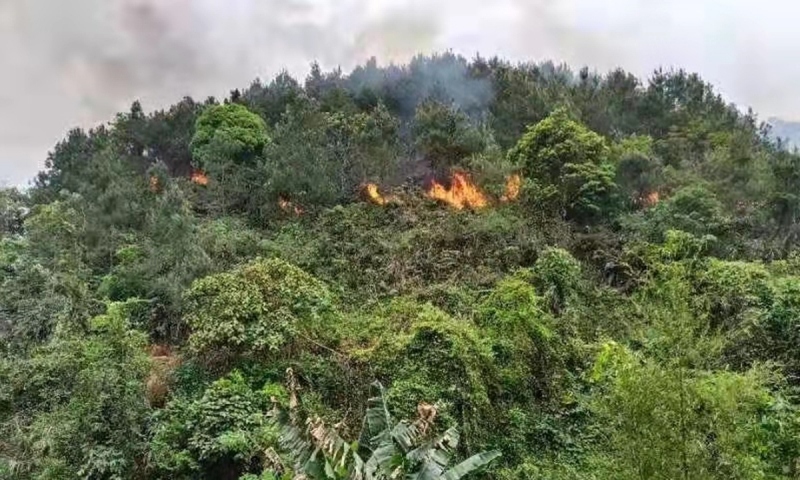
left=768, top=117, right=800, bottom=149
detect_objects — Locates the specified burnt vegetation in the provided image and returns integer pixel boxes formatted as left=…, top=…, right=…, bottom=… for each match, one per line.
left=4, top=53, right=800, bottom=479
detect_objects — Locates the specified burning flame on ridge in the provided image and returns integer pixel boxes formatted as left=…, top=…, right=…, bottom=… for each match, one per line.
left=361, top=172, right=521, bottom=210
left=636, top=191, right=660, bottom=207
left=278, top=195, right=304, bottom=216
left=191, top=170, right=209, bottom=186
left=501, top=174, right=522, bottom=203
left=426, top=171, right=490, bottom=210
left=363, top=183, right=400, bottom=206
left=364, top=183, right=387, bottom=206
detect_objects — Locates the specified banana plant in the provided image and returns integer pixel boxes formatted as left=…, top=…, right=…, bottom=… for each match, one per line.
left=272, top=381, right=500, bottom=480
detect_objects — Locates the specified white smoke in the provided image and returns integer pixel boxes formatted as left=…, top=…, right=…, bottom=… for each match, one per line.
left=1, top=0, right=799, bottom=186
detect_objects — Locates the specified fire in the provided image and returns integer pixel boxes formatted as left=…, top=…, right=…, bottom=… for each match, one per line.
left=149, top=175, right=160, bottom=193
left=365, top=183, right=387, bottom=206
left=637, top=191, right=660, bottom=207
left=426, top=171, right=490, bottom=210
left=278, top=195, right=304, bottom=216
left=191, top=170, right=209, bottom=186
left=500, top=174, right=522, bottom=203
left=363, top=183, right=397, bottom=206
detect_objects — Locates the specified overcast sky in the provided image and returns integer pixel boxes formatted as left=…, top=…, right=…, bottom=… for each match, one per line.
left=1, top=0, right=799, bottom=186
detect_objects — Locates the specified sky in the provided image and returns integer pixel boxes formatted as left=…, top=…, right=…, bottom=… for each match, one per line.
left=1, top=0, right=799, bottom=186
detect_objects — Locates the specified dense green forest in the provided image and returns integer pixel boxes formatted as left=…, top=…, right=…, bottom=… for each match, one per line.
left=5, top=52, right=800, bottom=479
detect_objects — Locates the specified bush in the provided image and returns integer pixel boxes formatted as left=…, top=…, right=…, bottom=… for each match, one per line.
left=150, top=371, right=281, bottom=478
left=185, top=258, right=337, bottom=360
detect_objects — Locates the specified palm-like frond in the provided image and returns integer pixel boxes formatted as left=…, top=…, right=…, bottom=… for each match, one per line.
left=359, top=381, right=393, bottom=452
left=274, top=408, right=317, bottom=475
left=389, top=420, right=422, bottom=453
left=441, top=451, right=502, bottom=480
left=405, top=427, right=457, bottom=480
left=274, top=381, right=501, bottom=480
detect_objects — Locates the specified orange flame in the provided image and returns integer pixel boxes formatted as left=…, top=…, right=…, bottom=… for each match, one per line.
left=278, top=195, right=304, bottom=216
left=637, top=191, right=660, bottom=207
left=191, top=170, right=209, bottom=186
left=500, top=174, right=522, bottom=203
left=364, top=183, right=388, bottom=206
left=149, top=175, right=160, bottom=193
left=426, top=171, right=489, bottom=210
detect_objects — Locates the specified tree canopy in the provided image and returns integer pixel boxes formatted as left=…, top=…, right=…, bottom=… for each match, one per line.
left=4, top=52, right=800, bottom=479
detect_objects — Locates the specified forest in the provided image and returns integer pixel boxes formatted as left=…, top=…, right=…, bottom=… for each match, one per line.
left=3, top=52, right=800, bottom=479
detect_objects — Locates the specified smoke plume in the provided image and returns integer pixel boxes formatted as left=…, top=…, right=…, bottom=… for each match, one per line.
left=1, top=0, right=799, bottom=185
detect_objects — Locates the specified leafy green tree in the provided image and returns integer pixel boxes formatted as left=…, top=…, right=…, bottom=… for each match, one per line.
left=413, top=101, right=487, bottom=174
left=190, top=103, right=270, bottom=170
left=508, top=108, right=617, bottom=222
left=352, top=299, right=497, bottom=449
left=0, top=189, right=27, bottom=238
left=695, top=259, right=771, bottom=331
left=31, top=127, right=112, bottom=205
left=0, top=301, right=151, bottom=479
left=0, top=196, right=94, bottom=349
left=623, top=185, right=729, bottom=243
left=590, top=346, right=799, bottom=480
left=612, top=135, right=665, bottom=208
left=260, top=98, right=340, bottom=208
left=98, top=180, right=213, bottom=341
left=475, top=271, right=584, bottom=464
left=149, top=371, right=282, bottom=478
left=765, top=149, right=800, bottom=255
left=261, top=99, right=402, bottom=210
left=146, top=97, right=204, bottom=176
left=242, top=72, right=305, bottom=126
left=185, top=258, right=337, bottom=360
left=189, top=102, right=271, bottom=215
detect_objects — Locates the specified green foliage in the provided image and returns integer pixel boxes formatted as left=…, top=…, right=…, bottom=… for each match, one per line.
left=477, top=273, right=559, bottom=398
left=413, top=101, right=488, bottom=174
left=756, top=277, right=800, bottom=378
left=0, top=301, right=151, bottom=479
left=190, top=103, right=270, bottom=169
left=589, top=353, right=799, bottom=480
left=263, top=201, right=547, bottom=307
left=624, top=185, right=729, bottom=243
left=532, top=248, right=583, bottom=315
left=149, top=370, right=279, bottom=478
left=185, top=258, right=337, bottom=359
left=612, top=135, right=665, bottom=207
left=273, top=381, right=500, bottom=480
left=0, top=197, right=95, bottom=349
left=508, top=108, right=617, bottom=222
left=261, top=99, right=402, bottom=209
left=352, top=300, right=495, bottom=436
left=11, top=54, right=800, bottom=480
left=695, top=259, right=771, bottom=330
left=0, top=189, right=26, bottom=238
left=196, top=217, right=264, bottom=266
left=97, top=184, right=215, bottom=340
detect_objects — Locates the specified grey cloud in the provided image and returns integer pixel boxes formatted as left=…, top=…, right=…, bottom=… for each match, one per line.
left=1, top=0, right=799, bottom=186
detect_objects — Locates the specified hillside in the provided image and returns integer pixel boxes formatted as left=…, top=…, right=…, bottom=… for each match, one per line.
left=3, top=53, right=800, bottom=479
